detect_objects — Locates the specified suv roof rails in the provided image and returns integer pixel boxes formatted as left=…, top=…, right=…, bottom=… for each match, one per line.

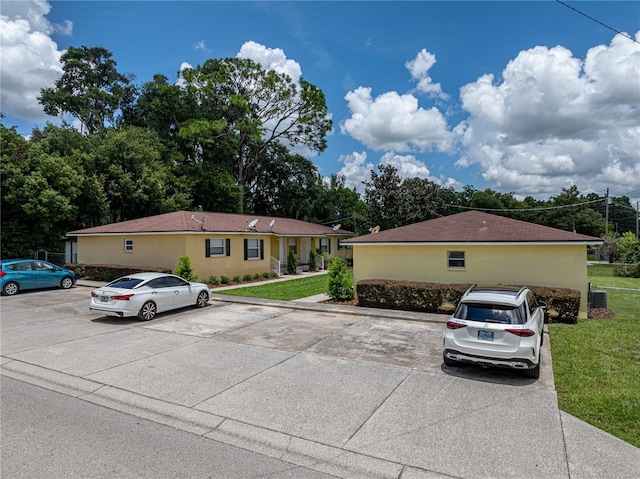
left=468, top=284, right=528, bottom=297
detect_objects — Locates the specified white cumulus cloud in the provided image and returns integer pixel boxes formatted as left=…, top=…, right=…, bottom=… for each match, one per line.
left=340, top=86, right=453, bottom=153
left=406, top=48, right=447, bottom=99
left=0, top=0, right=69, bottom=122
left=456, top=32, right=640, bottom=198
left=237, top=40, right=302, bottom=83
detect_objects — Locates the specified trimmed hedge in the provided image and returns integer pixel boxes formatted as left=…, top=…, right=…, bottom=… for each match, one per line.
left=356, top=279, right=581, bottom=322
left=65, top=263, right=171, bottom=282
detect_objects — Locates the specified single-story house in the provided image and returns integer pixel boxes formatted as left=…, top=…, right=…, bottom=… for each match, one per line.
left=342, top=210, right=602, bottom=316
left=66, top=211, right=352, bottom=279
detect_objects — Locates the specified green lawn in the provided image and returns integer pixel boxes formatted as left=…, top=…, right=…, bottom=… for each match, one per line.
left=550, top=264, right=640, bottom=447
left=214, top=273, right=330, bottom=300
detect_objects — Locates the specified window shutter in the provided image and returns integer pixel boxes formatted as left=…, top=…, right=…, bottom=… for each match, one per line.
left=244, top=239, right=248, bottom=260
left=260, top=239, right=264, bottom=260
left=205, top=239, right=211, bottom=258
left=226, top=238, right=231, bottom=257
left=328, top=238, right=331, bottom=254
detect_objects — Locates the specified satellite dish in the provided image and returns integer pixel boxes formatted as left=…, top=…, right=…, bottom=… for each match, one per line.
left=269, top=219, right=276, bottom=227
left=332, top=224, right=341, bottom=231
left=371, top=225, right=380, bottom=234
left=191, top=214, right=205, bottom=230
left=248, top=218, right=259, bottom=228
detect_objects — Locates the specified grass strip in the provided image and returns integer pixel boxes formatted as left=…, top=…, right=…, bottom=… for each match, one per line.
left=550, top=264, right=640, bottom=447
left=214, top=273, right=330, bottom=301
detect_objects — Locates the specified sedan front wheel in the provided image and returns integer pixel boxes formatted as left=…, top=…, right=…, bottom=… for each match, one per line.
left=138, top=301, right=157, bottom=321
left=195, top=290, right=209, bottom=308
left=60, top=277, right=74, bottom=289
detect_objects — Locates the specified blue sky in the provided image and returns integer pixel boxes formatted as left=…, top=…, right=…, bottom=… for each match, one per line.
left=2, top=1, right=639, bottom=203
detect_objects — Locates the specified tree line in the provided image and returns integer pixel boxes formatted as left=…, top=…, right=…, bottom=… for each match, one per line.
left=1, top=46, right=637, bottom=259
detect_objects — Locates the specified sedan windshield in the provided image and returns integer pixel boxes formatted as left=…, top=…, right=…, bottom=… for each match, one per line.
left=107, top=277, right=145, bottom=289
left=454, top=302, right=524, bottom=324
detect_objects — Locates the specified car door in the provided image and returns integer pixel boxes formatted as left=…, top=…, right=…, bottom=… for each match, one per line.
left=11, top=261, right=39, bottom=290
left=144, top=277, right=176, bottom=313
left=165, top=276, right=193, bottom=308
left=33, top=261, right=60, bottom=288
left=526, top=292, right=545, bottom=338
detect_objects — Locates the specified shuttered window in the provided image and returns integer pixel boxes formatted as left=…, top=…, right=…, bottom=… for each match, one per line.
left=205, top=238, right=231, bottom=257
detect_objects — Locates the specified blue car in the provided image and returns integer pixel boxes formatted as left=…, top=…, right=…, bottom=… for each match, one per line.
left=0, top=259, right=76, bottom=296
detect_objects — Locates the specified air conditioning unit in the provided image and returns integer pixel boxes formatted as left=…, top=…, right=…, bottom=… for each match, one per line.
left=590, top=290, right=608, bottom=309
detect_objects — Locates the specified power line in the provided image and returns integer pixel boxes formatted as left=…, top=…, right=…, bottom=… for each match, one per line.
left=556, top=0, right=640, bottom=45
left=449, top=197, right=606, bottom=213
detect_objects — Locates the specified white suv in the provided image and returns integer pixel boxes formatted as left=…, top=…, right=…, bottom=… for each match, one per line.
left=442, top=285, right=546, bottom=378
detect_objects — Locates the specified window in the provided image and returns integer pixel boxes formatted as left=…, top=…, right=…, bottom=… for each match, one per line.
left=205, top=238, right=230, bottom=257
left=448, top=251, right=465, bottom=268
left=288, top=238, right=297, bottom=254
left=244, top=238, right=264, bottom=260
left=319, top=238, right=331, bottom=254
left=124, top=239, right=133, bottom=252
left=34, top=261, right=55, bottom=271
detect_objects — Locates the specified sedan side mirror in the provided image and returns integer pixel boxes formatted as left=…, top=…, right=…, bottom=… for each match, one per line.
left=538, top=301, right=547, bottom=310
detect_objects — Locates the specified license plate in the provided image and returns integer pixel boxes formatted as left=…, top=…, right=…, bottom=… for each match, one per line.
left=100, top=296, right=109, bottom=302
left=478, top=331, right=494, bottom=341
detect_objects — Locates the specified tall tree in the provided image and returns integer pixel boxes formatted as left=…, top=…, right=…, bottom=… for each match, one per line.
left=1, top=123, right=83, bottom=257
left=39, top=46, right=136, bottom=134
left=362, top=165, right=448, bottom=231
left=245, top=142, right=320, bottom=219
left=89, top=127, right=190, bottom=222
left=180, top=58, right=332, bottom=211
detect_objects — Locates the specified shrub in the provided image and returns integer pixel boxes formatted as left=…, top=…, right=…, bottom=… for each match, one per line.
left=233, top=275, right=241, bottom=283
left=206, top=275, right=219, bottom=286
left=243, top=274, right=253, bottom=282
left=328, top=257, right=353, bottom=301
left=262, top=271, right=271, bottom=278
left=174, top=255, right=197, bottom=281
left=308, top=252, right=317, bottom=271
left=64, top=263, right=171, bottom=282
left=253, top=273, right=262, bottom=280
left=220, top=276, right=230, bottom=285
left=287, top=250, right=298, bottom=275
left=269, top=271, right=278, bottom=278
left=355, top=280, right=581, bottom=321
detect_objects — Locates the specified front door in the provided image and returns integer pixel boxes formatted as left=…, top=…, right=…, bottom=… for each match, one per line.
left=300, top=237, right=311, bottom=264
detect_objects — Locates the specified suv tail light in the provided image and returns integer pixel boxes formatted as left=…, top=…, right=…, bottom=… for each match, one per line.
left=446, top=321, right=467, bottom=330
left=506, top=328, right=535, bottom=337
left=0, top=270, right=5, bottom=278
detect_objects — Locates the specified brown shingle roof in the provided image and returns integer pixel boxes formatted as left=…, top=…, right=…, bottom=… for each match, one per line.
left=67, top=211, right=352, bottom=236
left=343, top=211, right=602, bottom=244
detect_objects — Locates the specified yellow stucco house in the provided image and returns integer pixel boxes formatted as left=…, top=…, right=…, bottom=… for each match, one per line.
left=67, top=211, right=352, bottom=279
left=342, top=211, right=602, bottom=316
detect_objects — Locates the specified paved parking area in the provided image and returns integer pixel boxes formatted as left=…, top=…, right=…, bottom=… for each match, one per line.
left=2, top=286, right=638, bottom=478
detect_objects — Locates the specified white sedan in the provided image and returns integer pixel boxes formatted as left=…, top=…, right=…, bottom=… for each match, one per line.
left=90, top=272, right=211, bottom=321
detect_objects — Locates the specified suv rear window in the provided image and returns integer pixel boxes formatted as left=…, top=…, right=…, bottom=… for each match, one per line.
left=454, top=302, right=525, bottom=324
left=107, top=277, right=145, bottom=289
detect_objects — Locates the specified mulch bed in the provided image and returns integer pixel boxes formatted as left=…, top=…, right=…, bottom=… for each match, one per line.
left=320, top=298, right=359, bottom=306
left=589, top=308, right=614, bottom=319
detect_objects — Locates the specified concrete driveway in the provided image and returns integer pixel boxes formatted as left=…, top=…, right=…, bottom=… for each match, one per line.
left=1, top=285, right=638, bottom=478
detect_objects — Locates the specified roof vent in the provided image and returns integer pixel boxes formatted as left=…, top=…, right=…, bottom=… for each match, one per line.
left=482, top=220, right=487, bottom=227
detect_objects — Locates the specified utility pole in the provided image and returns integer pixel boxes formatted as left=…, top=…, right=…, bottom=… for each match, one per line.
left=605, top=188, right=609, bottom=237
left=636, top=201, right=639, bottom=239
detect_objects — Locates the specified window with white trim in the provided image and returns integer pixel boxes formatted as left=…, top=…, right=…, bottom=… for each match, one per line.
left=124, top=239, right=133, bottom=252
left=288, top=238, right=297, bottom=254
left=245, top=238, right=261, bottom=260
left=319, top=238, right=330, bottom=254
left=205, top=238, right=230, bottom=257
left=448, top=251, right=465, bottom=268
